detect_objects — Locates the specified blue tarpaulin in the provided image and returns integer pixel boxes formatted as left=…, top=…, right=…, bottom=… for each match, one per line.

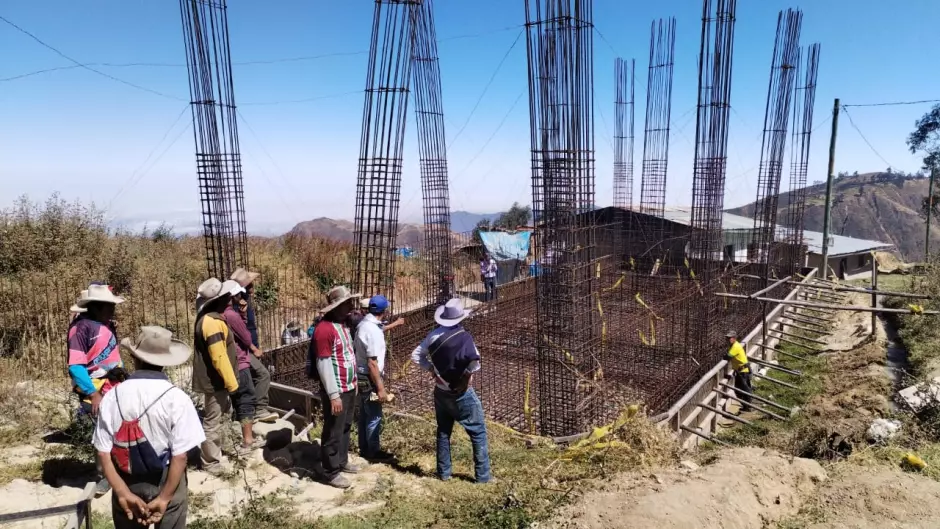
left=479, top=231, right=531, bottom=261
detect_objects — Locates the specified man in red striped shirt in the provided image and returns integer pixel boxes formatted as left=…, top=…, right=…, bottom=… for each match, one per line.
left=308, top=285, right=361, bottom=489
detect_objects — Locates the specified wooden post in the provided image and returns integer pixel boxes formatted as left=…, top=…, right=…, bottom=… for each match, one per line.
left=871, top=254, right=878, bottom=336
left=821, top=98, right=840, bottom=279
left=928, top=167, right=936, bottom=264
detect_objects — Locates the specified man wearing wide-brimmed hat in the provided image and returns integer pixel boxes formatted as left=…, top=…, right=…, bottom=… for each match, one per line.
left=93, top=325, right=203, bottom=529
left=411, top=298, right=491, bottom=484
left=192, top=278, right=240, bottom=474
left=305, top=285, right=362, bottom=489
left=229, top=267, right=277, bottom=423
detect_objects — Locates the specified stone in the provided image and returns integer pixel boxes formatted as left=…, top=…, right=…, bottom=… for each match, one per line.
left=680, top=460, right=700, bottom=471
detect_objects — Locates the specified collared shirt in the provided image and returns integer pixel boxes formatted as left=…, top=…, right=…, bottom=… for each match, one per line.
left=222, top=306, right=252, bottom=372
left=411, top=326, right=481, bottom=391
left=355, top=314, right=386, bottom=376
left=480, top=258, right=498, bottom=278
left=727, top=341, right=749, bottom=373
left=92, top=370, right=205, bottom=460
left=313, top=321, right=357, bottom=393
left=67, top=316, right=123, bottom=397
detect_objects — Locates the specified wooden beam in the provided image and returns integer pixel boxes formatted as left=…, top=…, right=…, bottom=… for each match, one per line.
left=767, top=328, right=828, bottom=345
left=782, top=321, right=827, bottom=334
left=753, top=371, right=800, bottom=390
left=782, top=313, right=831, bottom=329
left=680, top=424, right=731, bottom=447
left=699, top=403, right=753, bottom=426
left=750, top=357, right=803, bottom=376
left=713, top=389, right=788, bottom=421
left=749, top=275, right=792, bottom=299
left=718, top=381, right=792, bottom=412
left=755, top=343, right=808, bottom=361
left=795, top=281, right=931, bottom=300
left=716, top=292, right=940, bottom=315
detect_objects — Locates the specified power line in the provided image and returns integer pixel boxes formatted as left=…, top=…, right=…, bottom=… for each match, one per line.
left=240, top=90, right=363, bottom=106
left=843, top=99, right=940, bottom=108
left=841, top=106, right=895, bottom=169
left=0, top=14, right=186, bottom=101
left=235, top=108, right=307, bottom=220
left=447, top=30, right=524, bottom=149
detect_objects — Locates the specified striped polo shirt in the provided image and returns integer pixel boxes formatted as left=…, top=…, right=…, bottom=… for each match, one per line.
left=313, top=321, right=357, bottom=393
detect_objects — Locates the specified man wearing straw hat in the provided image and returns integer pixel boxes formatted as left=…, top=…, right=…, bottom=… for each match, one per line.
left=411, top=298, right=492, bottom=484
left=230, top=267, right=278, bottom=423
left=192, top=278, right=240, bottom=474
left=306, top=285, right=362, bottom=489
left=93, top=325, right=203, bottom=529
left=67, top=283, right=127, bottom=496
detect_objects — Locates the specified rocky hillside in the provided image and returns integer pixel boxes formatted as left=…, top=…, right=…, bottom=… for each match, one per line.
left=727, top=172, right=936, bottom=261
left=288, top=218, right=424, bottom=246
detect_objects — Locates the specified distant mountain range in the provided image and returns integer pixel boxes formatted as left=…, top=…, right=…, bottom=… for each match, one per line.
left=727, top=171, right=934, bottom=261
left=287, top=210, right=504, bottom=244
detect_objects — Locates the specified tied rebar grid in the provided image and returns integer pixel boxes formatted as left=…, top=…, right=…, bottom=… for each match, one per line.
left=354, top=0, right=417, bottom=309
left=524, top=0, right=599, bottom=437
left=179, top=0, right=249, bottom=279
left=750, top=9, right=802, bottom=271
left=410, top=0, right=455, bottom=308
left=639, top=18, right=677, bottom=220
left=612, top=58, right=635, bottom=209
left=782, top=43, right=821, bottom=274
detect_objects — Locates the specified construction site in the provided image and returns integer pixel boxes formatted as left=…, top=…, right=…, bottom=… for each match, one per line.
left=5, top=0, right=940, bottom=527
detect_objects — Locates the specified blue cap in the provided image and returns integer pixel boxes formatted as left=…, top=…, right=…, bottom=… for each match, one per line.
left=369, top=294, right=389, bottom=314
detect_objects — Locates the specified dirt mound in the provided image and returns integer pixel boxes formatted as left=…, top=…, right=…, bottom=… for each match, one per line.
left=792, top=465, right=940, bottom=528
left=548, top=448, right=826, bottom=529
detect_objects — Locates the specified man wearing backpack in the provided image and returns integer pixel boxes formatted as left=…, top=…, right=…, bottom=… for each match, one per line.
left=93, top=325, right=203, bottom=528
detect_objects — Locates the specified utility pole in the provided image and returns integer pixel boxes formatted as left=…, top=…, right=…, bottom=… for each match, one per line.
left=927, top=167, right=936, bottom=263
left=820, top=98, right=840, bottom=279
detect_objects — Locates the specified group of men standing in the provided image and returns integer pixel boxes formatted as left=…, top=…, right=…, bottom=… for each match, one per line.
left=66, top=270, right=494, bottom=526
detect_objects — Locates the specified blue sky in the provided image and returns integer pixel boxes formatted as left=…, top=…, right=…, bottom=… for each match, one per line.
left=0, top=0, right=936, bottom=235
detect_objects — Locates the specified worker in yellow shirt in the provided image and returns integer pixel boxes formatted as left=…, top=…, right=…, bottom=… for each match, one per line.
left=726, top=330, right=752, bottom=410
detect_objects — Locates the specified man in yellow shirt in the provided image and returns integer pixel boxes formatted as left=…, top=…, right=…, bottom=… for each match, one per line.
left=726, top=330, right=752, bottom=410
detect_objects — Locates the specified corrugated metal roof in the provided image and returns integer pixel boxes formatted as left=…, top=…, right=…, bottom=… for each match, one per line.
left=658, top=207, right=892, bottom=256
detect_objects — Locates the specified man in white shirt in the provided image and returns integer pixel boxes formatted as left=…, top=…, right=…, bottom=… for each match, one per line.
left=93, top=326, right=204, bottom=528
left=480, top=253, right=498, bottom=302
left=354, top=295, right=395, bottom=462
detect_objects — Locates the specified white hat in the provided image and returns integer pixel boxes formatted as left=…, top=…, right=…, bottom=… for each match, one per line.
left=320, top=285, right=362, bottom=315
left=228, top=283, right=246, bottom=297
left=195, top=278, right=238, bottom=314
left=121, top=326, right=192, bottom=367
left=70, top=289, right=89, bottom=313
left=230, top=267, right=260, bottom=288
left=75, top=284, right=124, bottom=308
left=434, top=298, right=469, bottom=327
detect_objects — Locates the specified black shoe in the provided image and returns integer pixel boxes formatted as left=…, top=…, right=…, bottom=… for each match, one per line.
left=364, top=450, right=396, bottom=463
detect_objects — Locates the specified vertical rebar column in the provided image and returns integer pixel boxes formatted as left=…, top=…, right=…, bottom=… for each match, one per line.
left=410, top=0, right=454, bottom=307
left=688, top=0, right=737, bottom=277
left=639, top=18, right=676, bottom=218
left=525, top=0, right=597, bottom=437
left=179, top=0, right=249, bottom=279
left=750, top=9, right=802, bottom=270
left=613, top=58, right=635, bottom=209
left=783, top=44, right=820, bottom=274
left=354, top=0, right=416, bottom=309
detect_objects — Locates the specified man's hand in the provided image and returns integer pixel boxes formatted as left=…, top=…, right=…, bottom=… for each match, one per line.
left=251, top=345, right=264, bottom=358
left=89, top=391, right=103, bottom=416
left=377, top=388, right=389, bottom=402
left=330, top=397, right=343, bottom=416
left=145, top=496, right=170, bottom=524
left=116, top=489, right=149, bottom=523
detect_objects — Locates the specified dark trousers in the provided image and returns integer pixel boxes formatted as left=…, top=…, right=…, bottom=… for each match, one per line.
left=112, top=470, right=188, bottom=529
left=734, top=371, right=753, bottom=405
left=483, top=277, right=497, bottom=302
left=320, top=389, right=356, bottom=480
left=230, top=368, right=256, bottom=423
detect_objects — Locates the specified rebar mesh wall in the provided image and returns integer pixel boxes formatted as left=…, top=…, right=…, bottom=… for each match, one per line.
left=688, top=0, right=736, bottom=277
left=613, top=58, right=635, bottom=209
left=639, top=18, right=676, bottom=219
left=179, top=0, right=249, bottom=279
left=354, top=0, right=416, bottom=308
left=750, top=9, right=802, bottom=270
left=524, top=0, right=598, bottom=436
left=410, top=0, right=454, bottom=308
left=783, top=44, right=820, bottom=273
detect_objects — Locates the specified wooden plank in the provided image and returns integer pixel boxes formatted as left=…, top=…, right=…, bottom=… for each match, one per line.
left=782, top=313, right=831, bottom=329
left=718, top=382, right=792, bottom=412
left=698, top=403, right=753, bottom=426
left=750, top=275, right=792, bottom=299
left=750, top=357, right=803, bottom=376
left=782, top=321, right=827, bottom=334
left=713, top=389, right=787, bottom=421
left=752, top=371, right=800, bottom=390
left=767, top=328, right=827, bottom=345
left=755, top=343, right=807, bottom=361
left=680, top=425, right=731, bottom=447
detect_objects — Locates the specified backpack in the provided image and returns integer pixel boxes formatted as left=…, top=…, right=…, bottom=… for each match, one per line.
left=110, top=385, right=175, bottom=476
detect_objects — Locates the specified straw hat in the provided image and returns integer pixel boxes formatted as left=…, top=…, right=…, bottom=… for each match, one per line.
left=434, top=298, right=469, bottom=327
left=70, top=290, right=89, bottom=313
left=75, top=284, right=124, bottom=308
left=195, top=278, right=238, bottom=314
left=121, top=326, right=192, bottom=367
left=320, top=285, right=361, bottom=315
left=230, top=268, right=260, bottom=288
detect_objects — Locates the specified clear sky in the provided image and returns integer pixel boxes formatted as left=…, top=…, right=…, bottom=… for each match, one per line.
left=0, top=0, right=936, bottom=235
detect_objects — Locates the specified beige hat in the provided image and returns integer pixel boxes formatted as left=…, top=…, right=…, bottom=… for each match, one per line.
left=70, top=289, right=89, bottom=313
left=76, top=284, right=125, bottom=308
left=320, top=285, right=361, bottom=315
left=121, top=326, right=192, bottom=367
left=230, top=267, right=260, bottom=288
left=195, top=278, right=238, bottom=314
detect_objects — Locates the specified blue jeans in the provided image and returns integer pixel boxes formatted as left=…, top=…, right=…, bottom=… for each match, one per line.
left=434, top=387, right=491, bottom=483
left=357, top=391, right=384, bottom=457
